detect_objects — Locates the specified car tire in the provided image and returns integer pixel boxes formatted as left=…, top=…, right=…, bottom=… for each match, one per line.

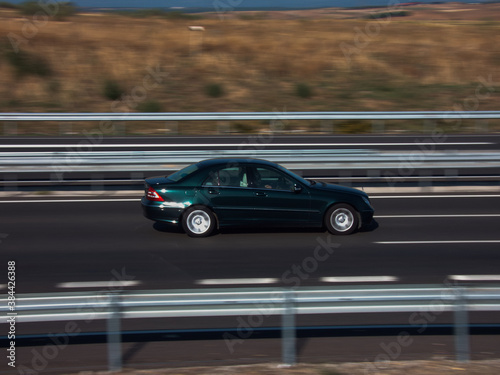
left=182, top=206, right=216, bottom=238
left=325, top=204, right=359, bottom=235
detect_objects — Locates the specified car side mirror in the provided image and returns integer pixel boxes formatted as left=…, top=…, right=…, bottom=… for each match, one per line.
left=293, top=184, right=302, bottom=193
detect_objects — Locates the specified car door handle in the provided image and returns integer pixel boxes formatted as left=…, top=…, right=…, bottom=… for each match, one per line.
left=207, top=189, right=219, bottom=195
left=255, top=192, right=267, bottom=197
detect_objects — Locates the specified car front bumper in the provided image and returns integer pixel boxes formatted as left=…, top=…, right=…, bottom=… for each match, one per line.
left=359, top=208, right=375, bottom=228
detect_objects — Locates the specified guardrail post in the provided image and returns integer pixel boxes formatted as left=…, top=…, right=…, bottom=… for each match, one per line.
left=281, top=289, right=296, bottom=367
left=165, top=121, right=178, bottom=135
left=453, top=287, right=470, bottom=363
left=114, top=122, right=126, bottom=136
left=59, top=122, right=72, bottom=135
left=217, top=121, right=230, bottom=134
left=475, top=119, right=488, bottom=133
left=91, top=173, right=104, bottom=191
left=423, top=120, right=436, bottom=134
left=4, top=174, right=18, bottom=192
left=107, top=293, right=122, bottom=371
left=321, top=120, right=333, bottom=133
left=3, top=122, right=17, bottom=136
left=371, top=120, right=385, bottom=133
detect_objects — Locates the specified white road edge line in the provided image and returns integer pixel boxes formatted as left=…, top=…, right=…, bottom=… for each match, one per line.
left=0, top=142, right=492, bottom=148
left=449, top=275, right=500, bottom=282
left=320, top=276, right=398, bottom=283
left=376, top=240, right=500, bottom=245
left=375, top=214, right=500, bottom=218
left=57, top=281, right=141, bottom=288
left=0, top=199, right=140, bottom=204
left=196, top=278, right=278, bottom=285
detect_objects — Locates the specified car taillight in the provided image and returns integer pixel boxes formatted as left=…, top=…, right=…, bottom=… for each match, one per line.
left=146, top=186, right=164, bottom=202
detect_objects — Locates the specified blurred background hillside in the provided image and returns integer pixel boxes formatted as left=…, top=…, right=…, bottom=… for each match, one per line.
left=0, top=1, right=499, bottom=134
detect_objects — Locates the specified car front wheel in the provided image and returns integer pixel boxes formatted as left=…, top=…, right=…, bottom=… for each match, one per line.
left=325, top=204, right=359, bottom=235
left=182, top=206, right=216, bottom=237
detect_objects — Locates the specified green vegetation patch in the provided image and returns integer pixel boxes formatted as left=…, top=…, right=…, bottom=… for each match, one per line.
left=4, top=47, right=52, bottom=78
left=18, top=1, right=76, bottom=20
left=0, top=2, right=18, bottom=9
left=295, top=82, right=314, bottom=98
left=365, top=11, right=411, bottom=19
left=205, top=83, right=225, bottom=98
left=117, top=9, right=202, bottom=20
left=102, top=79, right=124, bottom=101
left=136, top=100, right=163, bottom=112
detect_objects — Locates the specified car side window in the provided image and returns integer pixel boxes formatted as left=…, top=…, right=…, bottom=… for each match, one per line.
left=252, top=167, right=295, bottom=191
left=203, top=167, right=249, bottom=188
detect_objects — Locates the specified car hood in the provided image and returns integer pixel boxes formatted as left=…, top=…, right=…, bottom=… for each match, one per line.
left=310, top=181, right=368, bottom=197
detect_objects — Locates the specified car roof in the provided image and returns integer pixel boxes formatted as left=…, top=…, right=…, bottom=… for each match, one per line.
left=196, top=158, right=278, bottom=168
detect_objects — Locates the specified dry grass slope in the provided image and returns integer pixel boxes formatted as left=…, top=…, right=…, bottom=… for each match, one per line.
left=0, top=3, right=499, bottom=134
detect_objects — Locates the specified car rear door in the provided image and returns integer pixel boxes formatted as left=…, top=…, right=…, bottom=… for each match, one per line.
left=198, top=165, right=257, bottom=224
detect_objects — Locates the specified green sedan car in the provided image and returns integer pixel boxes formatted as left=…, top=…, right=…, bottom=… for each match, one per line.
left=141, top=158, right=374, bottom=237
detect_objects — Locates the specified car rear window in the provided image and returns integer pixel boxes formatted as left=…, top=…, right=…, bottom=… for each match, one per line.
left=167, top=164, right=199, bottom=182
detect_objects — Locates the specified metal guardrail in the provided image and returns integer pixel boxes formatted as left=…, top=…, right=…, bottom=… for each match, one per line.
left=1, top=149, right=500, bottom=174
left=2, top=285, right=500, bottom=370
left=1, top=111, right=500, bottom=121
left=1, top=111, right=499, bottom=186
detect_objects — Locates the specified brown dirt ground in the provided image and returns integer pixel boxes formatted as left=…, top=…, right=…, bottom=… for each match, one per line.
left=64, top=360, right=500, bottom=375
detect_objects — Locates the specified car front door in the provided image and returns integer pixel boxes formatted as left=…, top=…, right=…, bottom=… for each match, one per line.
left=247, top=166, right=311, bottom=224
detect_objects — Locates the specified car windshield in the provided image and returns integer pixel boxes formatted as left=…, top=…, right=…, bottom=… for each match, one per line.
left=167, top=164, right=199, bottom=182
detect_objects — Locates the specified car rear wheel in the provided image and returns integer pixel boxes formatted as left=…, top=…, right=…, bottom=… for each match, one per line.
left=325, top=204, right=358, bottom=235
left=182, top=207, right=216, bottom=237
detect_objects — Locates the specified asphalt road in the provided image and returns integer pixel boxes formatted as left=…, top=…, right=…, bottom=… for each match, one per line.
left=1, top=193, right=500, bottom=292
left=1, top=192, right=500, bottom=373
